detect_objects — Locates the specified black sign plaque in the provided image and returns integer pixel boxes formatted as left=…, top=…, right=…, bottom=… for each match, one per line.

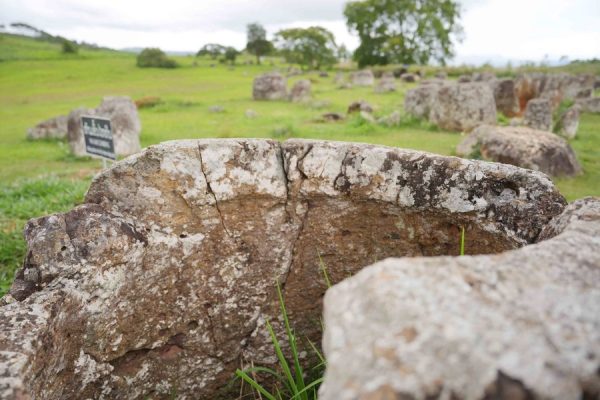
left=81, top=116, right=115, bottom=160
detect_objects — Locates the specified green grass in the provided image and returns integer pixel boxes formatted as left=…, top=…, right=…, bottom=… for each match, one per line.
left=1, top=33, right=599, bottom=296
left=0, top=177, right=89, bottom=295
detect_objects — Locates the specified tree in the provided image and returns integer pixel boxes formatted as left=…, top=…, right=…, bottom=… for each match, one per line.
left=274, top=26, right=338, bottom=70
left=224, top=47, right=239, bottom=65
left=246, top=23, right=273, bottom=65
left=344, top=0, right=463, bottom=67
left=61, top=39, right=78, bottom=54
left=196, top=43, right=226, bottom=59
left=337, top=44, right=351, bottom=62
left=136, top=48, right=178, bottom=68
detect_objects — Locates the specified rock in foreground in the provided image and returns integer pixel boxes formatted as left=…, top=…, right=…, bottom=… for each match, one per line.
left=320, top=197, right=600, bottom=400
left=457, top=125, right=581, bottom=177
left=0, top=139, right=566, bottom=400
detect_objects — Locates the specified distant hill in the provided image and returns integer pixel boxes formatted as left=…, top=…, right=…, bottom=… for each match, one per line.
left=0, top=23, right=128, bottom=61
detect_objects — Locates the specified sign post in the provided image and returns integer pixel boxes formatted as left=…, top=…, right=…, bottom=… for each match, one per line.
left=81, top=116, right=115, bottom=168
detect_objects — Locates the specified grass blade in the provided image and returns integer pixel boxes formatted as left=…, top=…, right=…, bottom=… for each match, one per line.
left=235, top=369, right=277, bottom=400
left=266, top=319, right=298, bottom=394
left=317, top=251, right=332, bottom=288
left=276, top=282, right=306, bottom=397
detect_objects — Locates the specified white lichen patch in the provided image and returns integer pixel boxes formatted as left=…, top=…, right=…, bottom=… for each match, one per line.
left=440, top=187, right=475, bottom=213
left=74, top=350, right=113, bottom=388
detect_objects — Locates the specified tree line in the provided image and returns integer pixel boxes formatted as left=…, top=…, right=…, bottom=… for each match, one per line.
left=140, top=0, right=462, bottom=69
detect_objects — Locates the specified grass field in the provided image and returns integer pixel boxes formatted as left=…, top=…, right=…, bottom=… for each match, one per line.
left=1, top=33, right=599, bottom=296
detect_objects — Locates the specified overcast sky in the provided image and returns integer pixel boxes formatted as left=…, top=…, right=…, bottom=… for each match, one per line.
left=1, top=0, right=599, bottom=65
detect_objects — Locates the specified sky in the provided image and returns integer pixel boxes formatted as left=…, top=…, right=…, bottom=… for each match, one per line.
left=1, top=0, right=599, bottom=65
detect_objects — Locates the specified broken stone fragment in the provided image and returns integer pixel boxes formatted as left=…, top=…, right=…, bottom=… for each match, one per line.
left=319, top=197, right=600, bottom=400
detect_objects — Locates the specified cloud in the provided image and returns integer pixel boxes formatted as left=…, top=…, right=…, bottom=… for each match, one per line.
left=1, top=0, right=598, bottom=62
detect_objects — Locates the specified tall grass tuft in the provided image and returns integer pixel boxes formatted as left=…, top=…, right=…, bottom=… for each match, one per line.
left=460, top=226, right=466, bottom=256
left=235, top=282, right=324, bottom=400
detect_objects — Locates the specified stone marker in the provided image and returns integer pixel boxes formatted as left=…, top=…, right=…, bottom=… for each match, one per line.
left=404, top=85, right=439, bottom=120
left=27, top=115, right=68, bottom=140
left=576, top=97, right=600, bottom=113
left=289, top=79, right=311, bottom=102
left=320, top=112, right=344, bottom=122
left=429, top=82, right=497, bottom=132
left=377, top=111, right=401, bottom=127
left=473, top=71, right=496, bottom=82
left=524, top=98, right=553, bottom=131
left=319, top=197, right=600, bottom=400
left=0, top=139, right=566, bottom=400
left=556, top=105, right=580, bottom=139
left=208, top=105, right=224, bottom=113
left=252, top=72, right=287, bottom=100
left=456, top=125, right=582, bottom=177
left=244, top=109, right=258, bottom=119
left=350, top=69, right=374, bottom=86
left=493, top=78, right=519, bottom=117
left=400, top=72, right=418, bottom=82
left=67, top=96, right=141, bottom=157
left=375, top=72, right=396, bottom=93
left=347, top=100, right=373, bottom=114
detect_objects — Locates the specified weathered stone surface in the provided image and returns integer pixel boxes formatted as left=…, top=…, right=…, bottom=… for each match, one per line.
left=576, top=97, right=600, bottom=113
left=524, top=98, right=553, bottom=131
left=289, top=79, right=311, bottom=102
left=457, top=74, right=472, bottom=83
left=351, top=69, right=374, bottom=86
left=1, top=139, right=566, bottom=400
left=27, top=115, right=68, bottom=140
left=457, top=125, right=582, bottom=177
left=375, top=72, right=396, bottom=93
left=252, top=72, right=287, bottom=100
left=556, top=105, right=580, bottom=139
left=429, top=82, right=497, bottom=132
left=493, top=78, right=519, bottom=117
left=319, top=197, right=600, bottom=400
left=435, top=71, right=447, bottom=79
left=67, top=96, right=142, bottom=157
left=404, top=85, right=439, bottom=120
left=347, top=100, right=373, bottom=114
